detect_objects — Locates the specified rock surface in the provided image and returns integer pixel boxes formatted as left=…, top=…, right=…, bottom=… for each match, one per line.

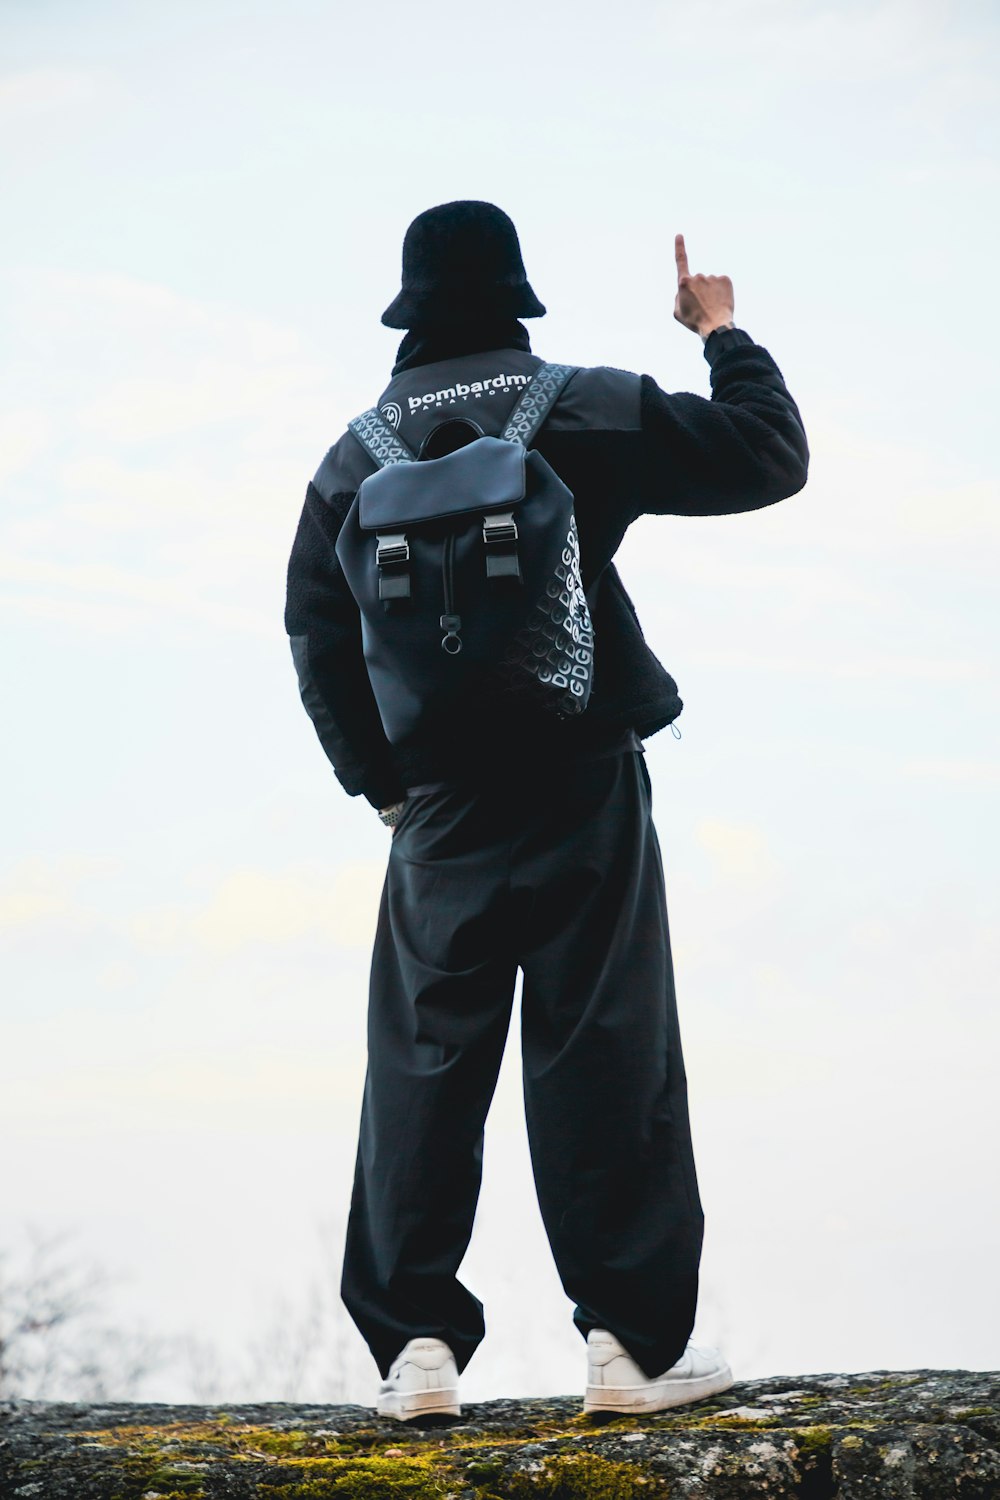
left=1, top=1368, right=998, bottom=1497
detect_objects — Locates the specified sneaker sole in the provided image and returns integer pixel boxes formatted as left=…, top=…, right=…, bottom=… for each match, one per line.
left=377, top=1386, right=461, bottom=1420
left=584, top=1363, right=734, bottom=1414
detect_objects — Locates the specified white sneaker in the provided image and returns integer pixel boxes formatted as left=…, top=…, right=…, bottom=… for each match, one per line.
left=584, top=1328, right=734, bottom=1414
left=376, top=1336, right=461, bottom=1420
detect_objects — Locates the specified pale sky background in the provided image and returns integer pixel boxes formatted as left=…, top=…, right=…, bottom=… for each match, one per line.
left=2, top=0, right=998, bottom=1405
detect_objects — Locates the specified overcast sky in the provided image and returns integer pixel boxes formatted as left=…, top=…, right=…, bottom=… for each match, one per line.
left=2, top=0, right=998, bottom=1404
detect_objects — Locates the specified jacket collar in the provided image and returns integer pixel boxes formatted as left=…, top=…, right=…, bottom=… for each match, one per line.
left=391, top=320, right=532, bottom=375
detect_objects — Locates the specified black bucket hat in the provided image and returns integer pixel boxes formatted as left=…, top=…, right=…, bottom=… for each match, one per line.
left=381, top=200, right=547, bottom=330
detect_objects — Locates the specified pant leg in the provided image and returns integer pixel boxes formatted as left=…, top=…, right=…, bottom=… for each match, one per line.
left=514, top=749, right=704, bottom=1380
left=340, top=786, right=519, bottom=1379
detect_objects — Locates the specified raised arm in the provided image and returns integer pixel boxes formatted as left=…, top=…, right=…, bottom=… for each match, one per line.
left=638, top=233, right=809, bottom=517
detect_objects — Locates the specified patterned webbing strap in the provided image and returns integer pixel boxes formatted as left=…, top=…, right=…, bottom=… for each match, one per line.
left=348, top=407, right=416, bottom=469
left=501, top=363, right=579, bottom=448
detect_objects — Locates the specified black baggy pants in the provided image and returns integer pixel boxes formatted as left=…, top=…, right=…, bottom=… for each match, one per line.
left=340, top=744, right=704, bottom=1381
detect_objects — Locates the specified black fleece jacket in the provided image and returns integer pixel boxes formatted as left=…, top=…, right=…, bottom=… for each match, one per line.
left=284, top=323, right=809, bottom=809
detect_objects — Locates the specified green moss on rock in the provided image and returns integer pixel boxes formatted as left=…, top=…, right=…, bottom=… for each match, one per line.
left=792, top=1425, right=834, bottom=1455
left=142, top=1468, right=207, bottom=1493
left=256, top=1454, right=452, bottom=1498
left=502, top=1451, right=656, bottom=1498
left=695, top=1413, right=782, bottom=1431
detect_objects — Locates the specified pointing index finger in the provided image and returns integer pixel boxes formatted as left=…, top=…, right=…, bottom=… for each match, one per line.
left=675, top=232, right=689, bottom=280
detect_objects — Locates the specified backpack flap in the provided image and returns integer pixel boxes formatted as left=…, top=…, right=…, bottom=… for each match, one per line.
left=357, top=437, right=526, bottom=528
left=358, top=437, right=528, bottom=605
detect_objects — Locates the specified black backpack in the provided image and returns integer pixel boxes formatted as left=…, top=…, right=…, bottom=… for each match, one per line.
left=334, top=362, right=595, bottom=744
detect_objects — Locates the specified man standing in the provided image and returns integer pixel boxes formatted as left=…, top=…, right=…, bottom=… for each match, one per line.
left=284, top=201, right=809, bottom=1419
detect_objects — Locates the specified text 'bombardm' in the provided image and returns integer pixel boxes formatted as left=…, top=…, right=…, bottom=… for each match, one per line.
left=406, top=372, right=531, bottom=412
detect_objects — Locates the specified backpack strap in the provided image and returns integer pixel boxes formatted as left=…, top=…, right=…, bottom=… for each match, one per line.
left=485, top=363, right=578, bottom=587
left=501, top=363, right=580, bottom=448
left=348, top=407, right=417, bottom=468
left=347, top=410, right=417, bottom=607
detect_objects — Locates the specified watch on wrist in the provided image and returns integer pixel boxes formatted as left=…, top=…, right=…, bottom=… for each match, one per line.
left=378, top=801, right=405, bottom=828
left=701, top=320, right=736, bottom=342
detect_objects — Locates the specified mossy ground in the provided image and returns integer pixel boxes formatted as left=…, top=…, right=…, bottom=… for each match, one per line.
left=71, top=1420, right=458, bottom=1497
left=46, top=1409, right=842, bottom=1500
left=57, top=1415, right=677, bottom=1497
left=791, top=1425, right=834, bottom=1455
left=40, top=1377, right=991, bottom=1498
left=499, top=1451, right=658, bottom=1498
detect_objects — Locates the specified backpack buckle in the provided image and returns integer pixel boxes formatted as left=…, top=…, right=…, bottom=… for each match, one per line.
left=376, top=532, right=409, bottom=566
left=483, top=511, right=522, bottom=583
left=376, top=531, right=411, bottom=604
left=483, top=511, right=518, bottom=545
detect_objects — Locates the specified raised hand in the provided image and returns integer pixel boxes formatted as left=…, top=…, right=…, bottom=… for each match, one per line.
left=673, top=233, right=735, bottom=337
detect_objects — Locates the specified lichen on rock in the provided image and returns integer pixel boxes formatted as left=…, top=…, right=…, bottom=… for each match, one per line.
left=1, top=1367, right=997, bottom=1497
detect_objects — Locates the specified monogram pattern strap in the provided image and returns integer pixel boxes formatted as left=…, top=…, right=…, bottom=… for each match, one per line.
left=501, top=363, right=579, bottom=448
left=491, top=510, right=594, bottom=717
left=348, top=408, right=416, bottom=468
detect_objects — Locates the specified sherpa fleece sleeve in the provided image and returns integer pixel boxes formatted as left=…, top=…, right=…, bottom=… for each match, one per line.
left=284, top=481, right=407, bottom=810
left=638, top=330, right=809, bottom=517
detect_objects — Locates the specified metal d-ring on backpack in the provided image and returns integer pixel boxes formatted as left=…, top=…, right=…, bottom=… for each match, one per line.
left=334, top=363, right=595, bottom=745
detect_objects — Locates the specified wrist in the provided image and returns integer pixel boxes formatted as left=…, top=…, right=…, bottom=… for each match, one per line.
left=700, top=319, right=735, bottom=341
